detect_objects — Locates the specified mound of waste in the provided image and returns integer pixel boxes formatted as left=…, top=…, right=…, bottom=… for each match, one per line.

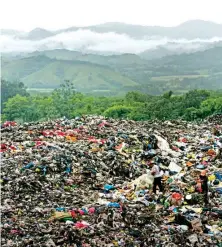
left=1, top=116, right=222, bottom=247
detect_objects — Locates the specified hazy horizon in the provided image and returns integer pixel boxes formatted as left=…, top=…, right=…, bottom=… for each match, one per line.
left=1, top=19, right=222, bottom=33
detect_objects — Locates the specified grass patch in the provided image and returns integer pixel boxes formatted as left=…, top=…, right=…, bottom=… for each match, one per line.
left=27, top=88, right=54, bottom=96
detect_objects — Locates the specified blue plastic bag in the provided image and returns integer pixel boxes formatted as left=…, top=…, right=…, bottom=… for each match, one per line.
left=104, top=184, right=115, bottom=191
left=107, top=202, right=120, bottom=208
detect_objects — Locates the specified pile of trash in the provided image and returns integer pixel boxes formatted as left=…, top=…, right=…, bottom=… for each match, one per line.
left=1, top=116, right=222, bottom=247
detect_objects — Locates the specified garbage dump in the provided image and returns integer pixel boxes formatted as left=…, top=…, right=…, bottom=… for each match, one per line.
left=1, top=116, right=222, bottom=247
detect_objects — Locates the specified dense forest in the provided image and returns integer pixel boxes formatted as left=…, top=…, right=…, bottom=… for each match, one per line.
left=1, top=79, right=222, bottom=123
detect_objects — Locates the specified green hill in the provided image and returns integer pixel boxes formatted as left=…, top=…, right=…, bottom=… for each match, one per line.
left=2, top=46, right=222, bottom=96
left=1, top=56, right=52, bottom=80
left=26, top=46, right=222, bottom=77
left=1, top=56, right=139, bottom=93
left=153, top=46, right=222, bottom=71
left=28, top=49, right=147, bottom=67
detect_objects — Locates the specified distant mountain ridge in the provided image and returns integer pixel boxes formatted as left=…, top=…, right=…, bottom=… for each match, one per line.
left=2, top=20, right=222, bottom=40
left=2, top=46, right=222, bottom=95
left=23, top=28, right=53, bottom=40
left=140, top=40, right=222, bottom=60
left=2, top=20, right=222, bottom=95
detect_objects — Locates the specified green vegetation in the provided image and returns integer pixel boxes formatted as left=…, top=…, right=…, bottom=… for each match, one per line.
left=2, top=46, right=222, bottom=96
left=2, top=46, right=222, bottom=122
left=1, top=80, right=222, bottom=123
left=1, top=56, right=138, bottom=95
left=1, top=79, right=29, bottom=110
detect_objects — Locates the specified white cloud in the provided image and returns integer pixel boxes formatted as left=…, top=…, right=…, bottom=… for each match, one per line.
left=1, top=30, right=222, bottom=54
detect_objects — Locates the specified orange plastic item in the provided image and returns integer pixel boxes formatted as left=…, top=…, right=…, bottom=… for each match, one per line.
left=186, top=161, right=193, bottom=167
left=207, top=149, right=216, bottom=156
left=66, top=136, right=77, bottom=142
left=115, top=143, right=123, bottom=151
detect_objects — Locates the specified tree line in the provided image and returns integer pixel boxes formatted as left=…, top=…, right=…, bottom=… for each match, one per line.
left=1, top=79, right=222, bottom=123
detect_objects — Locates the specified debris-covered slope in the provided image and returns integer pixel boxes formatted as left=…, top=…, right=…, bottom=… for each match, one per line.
left=1, top=116, right=222, bottom=247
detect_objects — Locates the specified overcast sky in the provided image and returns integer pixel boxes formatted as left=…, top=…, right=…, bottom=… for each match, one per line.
left=1, top=0, right=222, bottom=31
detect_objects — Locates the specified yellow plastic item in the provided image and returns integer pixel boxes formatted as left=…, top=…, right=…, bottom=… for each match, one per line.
left=187, top=186, right=195, bottom=193
left=49, top=211, right=72, bottom=221
left=113, top=241, right=118, bottom=246
left=168, top=216, right=175, bottom=222
left=18, top=209, right=23, bottom=216
left=208, top=174, right=216, bottom=181
left=162, top=176, right=169, bottom=181
left=91, top=148, right=100, bottom=152
left=66, top=136, right=77, bottom=142
left=187, top=153, right=195, bottom=159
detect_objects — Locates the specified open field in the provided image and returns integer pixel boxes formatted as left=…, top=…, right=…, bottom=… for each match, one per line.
left=27, top=88, right=54, bottom=95
left=151, top=74, right=209, bottom=81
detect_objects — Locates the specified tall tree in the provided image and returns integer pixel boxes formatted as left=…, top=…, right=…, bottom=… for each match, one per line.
left=1, top=79, right=29, bottom=110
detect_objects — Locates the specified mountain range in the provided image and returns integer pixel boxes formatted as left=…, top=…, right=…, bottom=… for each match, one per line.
left=1, top=20, right=222, bottom=56
left=2, top=20, right=222, bottom=40
left=2, top=46, right=222, bottom=95
left=1, top=20, right=222, bottom=95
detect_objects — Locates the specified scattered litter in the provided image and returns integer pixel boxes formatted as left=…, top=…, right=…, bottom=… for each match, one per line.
left=1, top=116, right=222, bottom=246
